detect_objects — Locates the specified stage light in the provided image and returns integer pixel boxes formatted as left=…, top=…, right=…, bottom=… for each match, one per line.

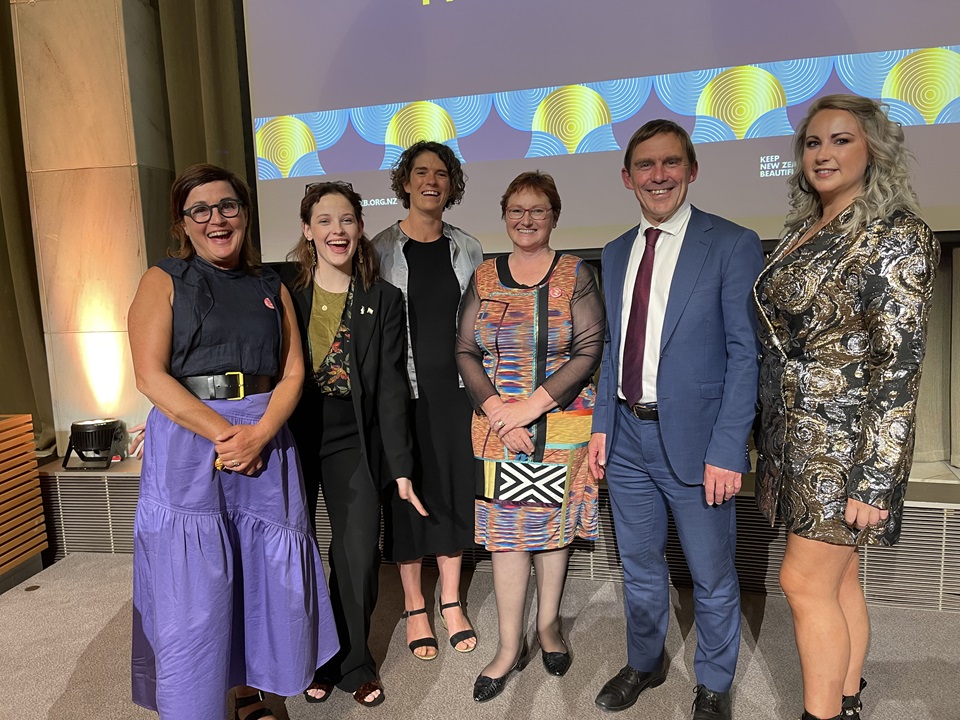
left=62, top=418, right=125, bottom=470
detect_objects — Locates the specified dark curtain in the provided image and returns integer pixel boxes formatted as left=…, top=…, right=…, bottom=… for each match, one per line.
left=157, top=0, right=257, bottom=210
left=0, top=5, right=54, bottom=451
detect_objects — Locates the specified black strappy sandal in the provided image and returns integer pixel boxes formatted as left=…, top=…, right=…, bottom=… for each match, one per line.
left=400, top=607, right=439, bottom=660
left=439, top=599, right=477, bottom=653
left=234, top=690, right=275, bottom=720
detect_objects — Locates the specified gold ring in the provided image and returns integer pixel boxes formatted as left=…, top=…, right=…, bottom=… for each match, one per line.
left=214, top=456, right=225, bottom=471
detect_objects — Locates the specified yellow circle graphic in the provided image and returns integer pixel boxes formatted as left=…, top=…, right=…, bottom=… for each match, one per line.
left=697, top=66, right=786, bottom=139
left=883, top=48, right=960, bottom=125
left=532, top=86, right=612, bottom=154
left=385, top=102, right=457, bottom=148
left=256, top=117, right=317, bottom=178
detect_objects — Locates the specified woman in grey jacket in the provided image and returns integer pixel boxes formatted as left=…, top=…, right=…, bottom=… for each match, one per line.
left=373, top=141, right=484, bottom=660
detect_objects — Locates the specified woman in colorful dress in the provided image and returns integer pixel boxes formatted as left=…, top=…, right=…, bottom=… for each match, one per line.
left=281, top=181, right=425, bottom=707
left=374, top=141, right=484, bottom=660
left=128, top=164, right=338, bottom=720
left=754, top=95, right=939, bottom=720
left=456, top=171, right=605, bottom=702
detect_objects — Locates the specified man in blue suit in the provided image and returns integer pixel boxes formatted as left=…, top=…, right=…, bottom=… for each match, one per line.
left=590, top=120, right=763, bottom=719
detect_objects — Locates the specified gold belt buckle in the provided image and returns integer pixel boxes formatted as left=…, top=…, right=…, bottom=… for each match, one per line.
left=226, top=371, right=245, bottom=400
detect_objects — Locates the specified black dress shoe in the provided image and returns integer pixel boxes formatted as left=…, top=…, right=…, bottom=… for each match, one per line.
left=473, top=641, right=529, bottom=703
left=595, top=664, right=666, bottom=712
left=692, top=684, right=731, bottom=720
left=539, top=634, right=571, bottom=676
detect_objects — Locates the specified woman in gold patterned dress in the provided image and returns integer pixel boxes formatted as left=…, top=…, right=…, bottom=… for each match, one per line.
left=754, top=95, right=939, bottom=720
left=456, top=171, right=604, bottom=702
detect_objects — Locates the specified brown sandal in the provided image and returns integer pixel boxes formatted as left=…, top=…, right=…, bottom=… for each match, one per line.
left=353, top=679, right=385, bottom=707
left=303, top=680, right=333, bottom=703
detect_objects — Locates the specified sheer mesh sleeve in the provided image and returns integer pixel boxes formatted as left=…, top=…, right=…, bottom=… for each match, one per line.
left=455, top=274, right=499, bottom=409
left=540, top=261, right=605, bottom=408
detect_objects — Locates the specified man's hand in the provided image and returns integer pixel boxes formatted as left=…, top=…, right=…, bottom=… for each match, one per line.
left=703, top=464, right=741, bottom=506
left=588, top=433, right=606, bottom=479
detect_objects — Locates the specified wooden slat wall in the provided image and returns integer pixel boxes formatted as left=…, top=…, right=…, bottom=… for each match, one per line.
left=0, top=415, right=46, bottom=575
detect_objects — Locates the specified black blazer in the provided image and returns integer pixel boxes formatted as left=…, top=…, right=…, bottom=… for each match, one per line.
left=279, top=263, right=413, bottom=487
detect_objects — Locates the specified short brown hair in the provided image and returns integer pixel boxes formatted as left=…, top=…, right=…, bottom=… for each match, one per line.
left=169, top=163, right=260, bottom=273
left=622, top=119, right=697, bottom=171
left=499, top=171, right=562, bottom=221
left=287, top=182, right=381, bottom=292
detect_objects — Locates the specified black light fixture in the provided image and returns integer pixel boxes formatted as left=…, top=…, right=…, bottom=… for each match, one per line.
left=62, top=418, right=125, bottom=470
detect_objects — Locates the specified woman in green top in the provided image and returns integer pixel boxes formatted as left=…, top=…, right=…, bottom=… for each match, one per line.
left=281, top=181, right=426, bottom=707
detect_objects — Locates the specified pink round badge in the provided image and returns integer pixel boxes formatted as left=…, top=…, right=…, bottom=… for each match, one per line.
left=263, top=297, right=276, bottom=310
left=549, top=287, right=562, bottom=298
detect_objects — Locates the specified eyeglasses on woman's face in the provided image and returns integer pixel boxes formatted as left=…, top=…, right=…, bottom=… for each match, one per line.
left=182, top=198, right=242, bottom=223
left=505, top=206, right=552, bottom=221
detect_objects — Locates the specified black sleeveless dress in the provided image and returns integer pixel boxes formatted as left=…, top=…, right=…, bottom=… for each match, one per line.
left=383, top=237, right=476, bottom=561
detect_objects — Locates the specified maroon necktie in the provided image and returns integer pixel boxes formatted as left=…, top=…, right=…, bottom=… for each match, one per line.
left=622, top=227, right=662, bottom=407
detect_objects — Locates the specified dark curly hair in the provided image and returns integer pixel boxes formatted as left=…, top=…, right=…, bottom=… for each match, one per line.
left=389, top=140, right=467, bottom=210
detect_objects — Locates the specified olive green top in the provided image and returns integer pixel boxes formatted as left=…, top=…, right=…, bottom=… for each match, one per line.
left=308, top=283, right=347, bottom=373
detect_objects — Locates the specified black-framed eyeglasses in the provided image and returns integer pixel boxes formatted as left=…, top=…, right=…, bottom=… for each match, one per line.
left=182, top=199, right=242, bottom=223
left=304, top=180, right=354, bottom=196
left=506, top=206, right=552, bottom=221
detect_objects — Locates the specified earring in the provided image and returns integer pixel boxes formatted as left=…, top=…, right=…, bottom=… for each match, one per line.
left=798, top=174, right=813, bottom=195
left=358, top=243, right=365, bottom=264
left=309, top=239, right=318, bottom=267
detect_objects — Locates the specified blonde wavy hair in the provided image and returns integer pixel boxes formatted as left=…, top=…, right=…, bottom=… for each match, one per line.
left=785, top=94, right=921, bottom=237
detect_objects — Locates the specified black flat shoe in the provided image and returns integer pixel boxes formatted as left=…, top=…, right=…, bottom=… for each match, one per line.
left=473, top=640, right=529, bottom=703
left=595, top=664, right=666, bottom=712
left=539, top=634, right=571, bottom=676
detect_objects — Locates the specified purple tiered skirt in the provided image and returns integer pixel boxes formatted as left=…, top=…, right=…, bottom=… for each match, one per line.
left=131, top=393, right=338, bottom=718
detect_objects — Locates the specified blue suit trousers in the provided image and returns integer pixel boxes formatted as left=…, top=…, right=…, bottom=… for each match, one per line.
left=606, top=401, right=740, bottom=692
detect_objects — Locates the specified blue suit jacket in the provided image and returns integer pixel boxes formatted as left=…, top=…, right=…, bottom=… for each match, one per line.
left=592, top=206, right=763, bottom=484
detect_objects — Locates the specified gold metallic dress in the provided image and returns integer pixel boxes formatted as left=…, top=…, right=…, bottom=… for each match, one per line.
left=754, top=208, right=938, bottom=546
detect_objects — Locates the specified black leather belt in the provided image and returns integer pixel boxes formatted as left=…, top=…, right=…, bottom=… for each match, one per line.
left=625, top=401, right=659, bottom=421
left=179, top=373, right=274, bottom=400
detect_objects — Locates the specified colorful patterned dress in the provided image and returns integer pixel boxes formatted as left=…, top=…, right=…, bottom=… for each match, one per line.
left=456, top=253, right=605, bottom=552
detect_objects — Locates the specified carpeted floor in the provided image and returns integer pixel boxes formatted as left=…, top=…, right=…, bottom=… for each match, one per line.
left=1, top=553, right=956, bottom=719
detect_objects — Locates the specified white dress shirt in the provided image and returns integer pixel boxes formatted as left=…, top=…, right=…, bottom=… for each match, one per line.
left=617, top=202, right=693, bottom=404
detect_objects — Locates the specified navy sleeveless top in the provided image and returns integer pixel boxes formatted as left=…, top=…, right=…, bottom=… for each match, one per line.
left=157, top=257, right=283, bottom=378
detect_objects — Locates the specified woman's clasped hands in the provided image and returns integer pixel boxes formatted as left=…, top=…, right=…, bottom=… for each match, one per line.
left=214, top=423, right=268, bottom=475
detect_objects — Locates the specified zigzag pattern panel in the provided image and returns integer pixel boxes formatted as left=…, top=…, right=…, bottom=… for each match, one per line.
left=496, top=463, right=567, bottom=504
